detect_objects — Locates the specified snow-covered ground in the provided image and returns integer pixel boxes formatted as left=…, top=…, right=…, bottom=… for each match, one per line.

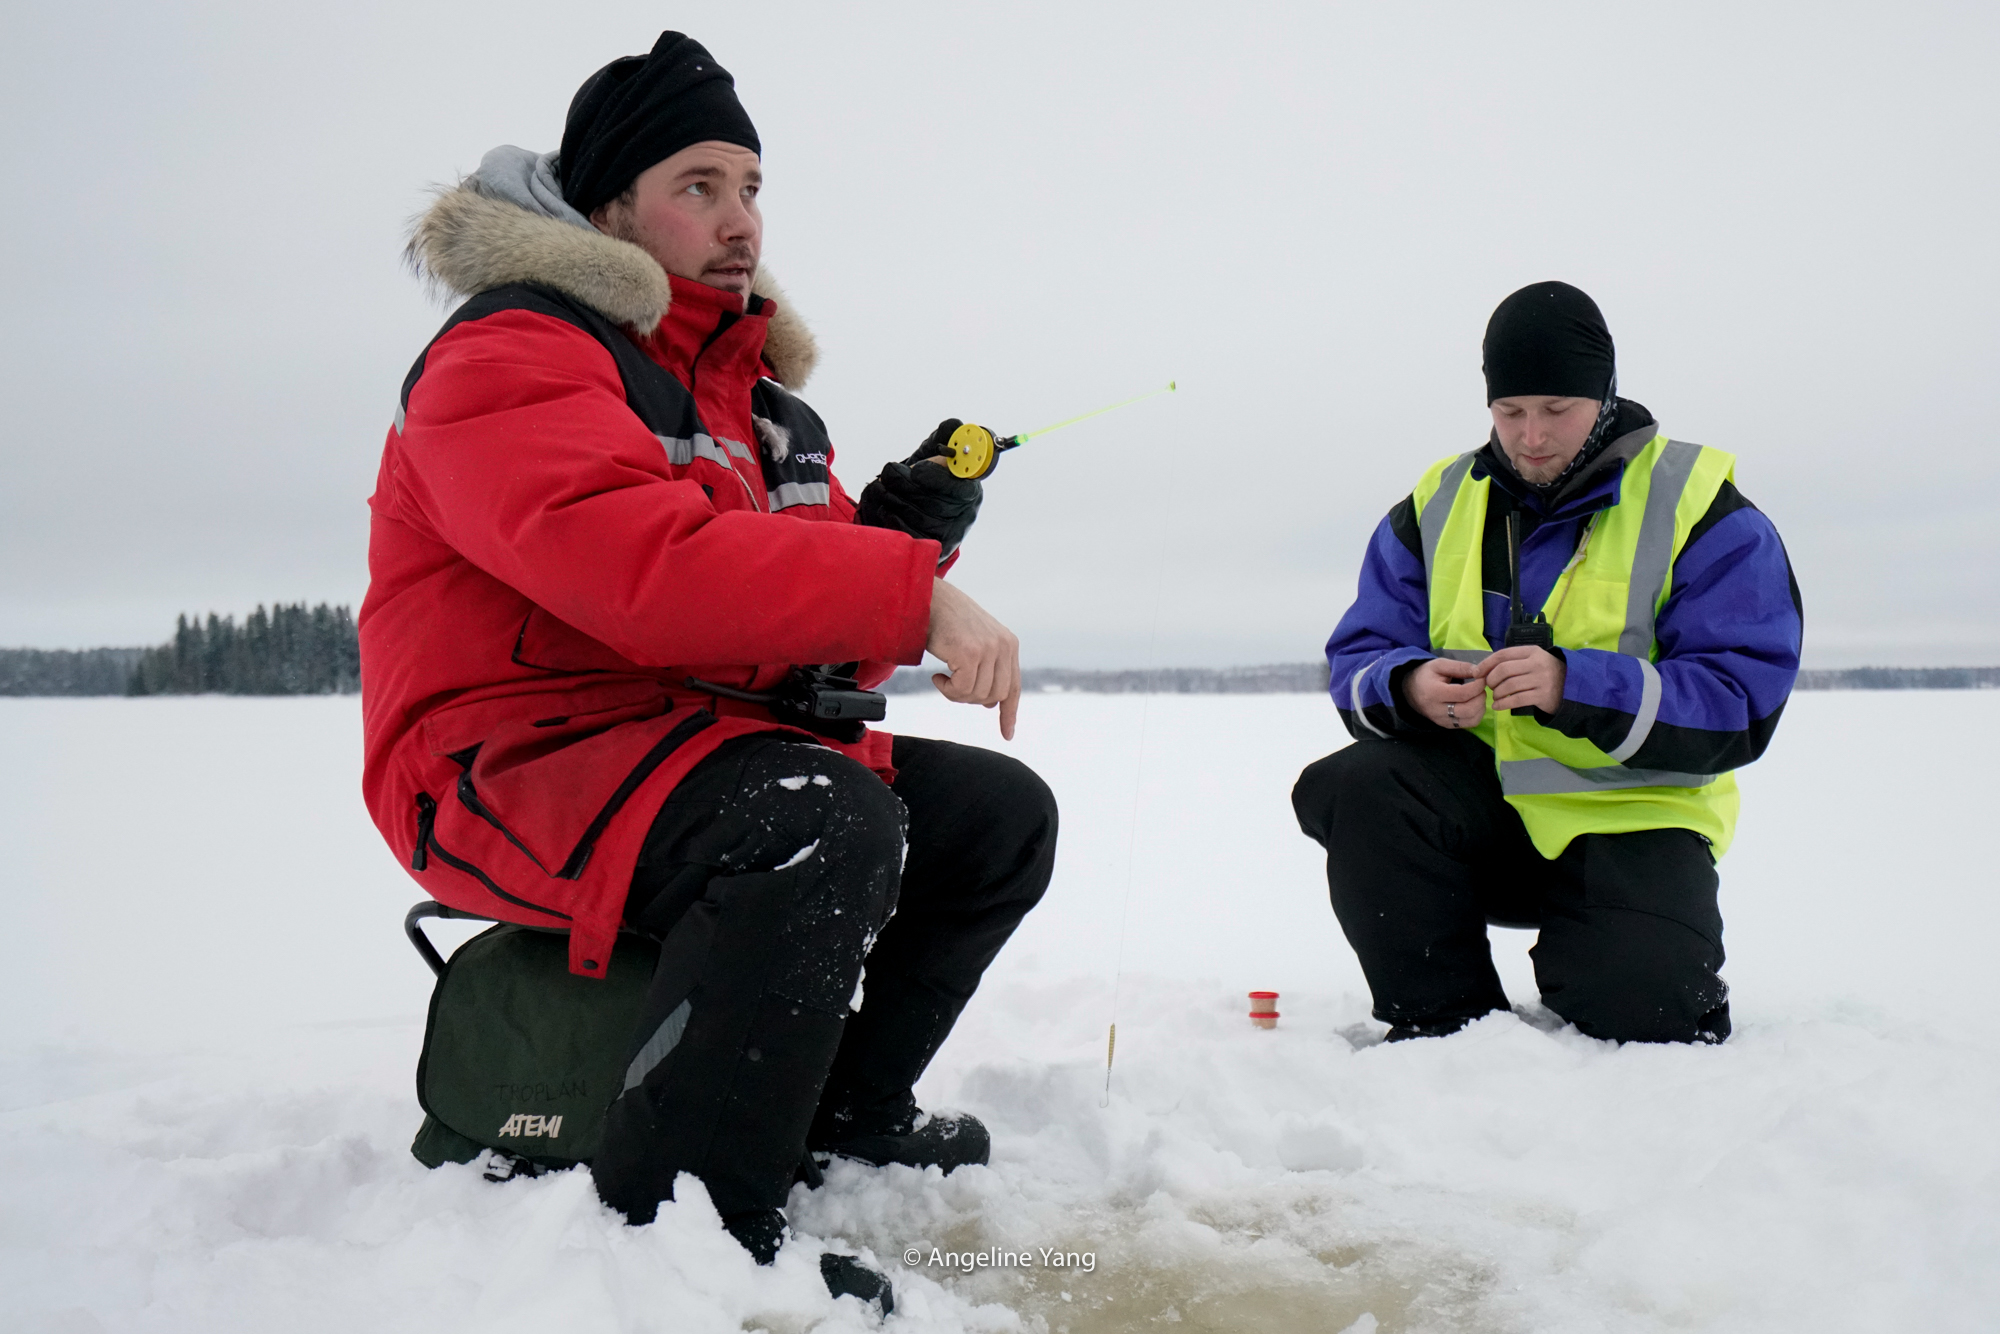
left=3, top=691, right=1996, bottom=1333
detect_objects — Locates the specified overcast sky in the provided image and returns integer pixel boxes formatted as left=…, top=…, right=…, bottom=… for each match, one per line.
left=3, top=1, right=1994, bottom=666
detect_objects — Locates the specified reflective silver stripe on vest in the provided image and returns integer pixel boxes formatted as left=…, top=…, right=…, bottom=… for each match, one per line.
left=1435, top=648, right=1486, bottom=664
left=699, top=435, right=743, bottom=468
left=1419, top=452, right=1478, bottom=581
left=393, top=402, right=406, bottom=435
left=655, top=433, right=738, bottom=469
left=1604, top=657, right=1662, bottom=763
left=623, top=998, right=692, bottom=1093
left=1351, top=656, right=1390, bottom=738
left=1618, top=439, right=1703, bottom=656
left=767, top=481, right=831, bottom=511
left=717, top=436, right=757, bottom=462
left=1500, top=756, right=1713, bottom=795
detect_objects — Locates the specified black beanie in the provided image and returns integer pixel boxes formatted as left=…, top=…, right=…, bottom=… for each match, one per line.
left=1482, top=281, right=1616, bottom=404
left=558, top=32, right=761, bottom=219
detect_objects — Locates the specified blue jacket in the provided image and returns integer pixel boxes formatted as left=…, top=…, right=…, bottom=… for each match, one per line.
left=1326, top=402, right=1802, bottom=776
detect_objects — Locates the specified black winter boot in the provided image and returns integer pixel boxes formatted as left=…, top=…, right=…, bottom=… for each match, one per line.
left=811, top=1090, right=990, bottom=1173
left=808, top=971, right=993, bottom=1174
left=1384, top=1015, right=1478, bottom=1042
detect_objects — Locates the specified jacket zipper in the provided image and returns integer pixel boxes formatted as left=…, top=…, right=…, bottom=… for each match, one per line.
left=554, top=709, right=717, bottom=880
left=411, top=791, right=572, bottom=922
left=456, top=771, right=551, bottom=873
left=412, top=793, right=435, bottom=870
left=730, top=456, right=762, bottom=512
left=689, top=311, right=763, bottom=513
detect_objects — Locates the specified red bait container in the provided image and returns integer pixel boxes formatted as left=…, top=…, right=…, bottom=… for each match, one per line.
left=1248, top=991, right=1280, bottom=1030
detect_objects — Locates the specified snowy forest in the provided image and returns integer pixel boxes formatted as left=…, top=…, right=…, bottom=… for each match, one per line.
left=126, top=603, right=361, bottom=695
left=0, top=604, right=362, bottom=696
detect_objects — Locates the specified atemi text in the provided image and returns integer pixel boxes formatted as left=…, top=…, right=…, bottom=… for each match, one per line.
left=495, top=1113, right=563, bottom=1139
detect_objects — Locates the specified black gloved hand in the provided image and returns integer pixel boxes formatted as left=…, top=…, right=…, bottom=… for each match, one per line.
left=855, top=419, right=983, bottom=560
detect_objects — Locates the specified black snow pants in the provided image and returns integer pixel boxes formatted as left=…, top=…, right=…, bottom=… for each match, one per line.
left=592, top=732, right=1057, bottom=1224
left=1291, top=732, right=1730, bottom=1044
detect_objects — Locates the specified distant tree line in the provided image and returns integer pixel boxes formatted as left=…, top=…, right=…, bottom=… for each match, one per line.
left=126, top=604, right=361, bottom=695
left=7, top=628, right=2000, bottom=698
left=0, top=647, right=147, bottom=697
left=0, top=604, right=361, bottom=697
left=1793, top=666, right=2000, bottom=690
left=885, top=662, right=2000, bottom=695
left=882, top=663, right=1336, bottom=695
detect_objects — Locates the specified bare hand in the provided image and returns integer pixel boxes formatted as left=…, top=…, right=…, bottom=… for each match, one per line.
left=925, top=578, right=1021, bottom=739
left=1477, top=646, right=1565, bottom=714
left=1401, top=657, right=1486, bottom=730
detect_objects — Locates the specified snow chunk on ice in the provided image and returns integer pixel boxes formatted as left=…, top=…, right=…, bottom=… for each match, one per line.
left=812, top=774, right=831, bottom=786
left=775, top=775, right=809, bottom=791
left=775, top=840, right=818, bottom=870
left=1274, top=1112, right=1366, bottom=1173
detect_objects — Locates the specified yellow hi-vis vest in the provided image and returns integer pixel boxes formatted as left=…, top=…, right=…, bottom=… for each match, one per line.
left=1410, top=435, right=1742, bottom=859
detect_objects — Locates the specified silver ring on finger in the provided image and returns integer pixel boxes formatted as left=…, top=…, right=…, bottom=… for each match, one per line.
left=1446, top=701, right=1458, bottom=726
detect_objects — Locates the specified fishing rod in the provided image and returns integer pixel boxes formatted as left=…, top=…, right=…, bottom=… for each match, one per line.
left=938, top=381, right=1178, bottom=480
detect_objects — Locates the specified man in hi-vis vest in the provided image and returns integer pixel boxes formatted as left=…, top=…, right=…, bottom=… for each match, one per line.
left=1293, top=282, right=1801, bottom=1045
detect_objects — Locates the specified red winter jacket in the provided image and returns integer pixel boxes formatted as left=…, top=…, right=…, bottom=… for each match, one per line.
left=360, top=184, right=939, bottom=978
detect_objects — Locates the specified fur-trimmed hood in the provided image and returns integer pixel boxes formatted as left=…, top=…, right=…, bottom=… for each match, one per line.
left=405, top=155, right=818, bottom=390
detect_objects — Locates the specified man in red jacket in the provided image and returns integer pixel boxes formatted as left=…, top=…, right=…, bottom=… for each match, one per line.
left=361, top=32, right=1056, bottom=1281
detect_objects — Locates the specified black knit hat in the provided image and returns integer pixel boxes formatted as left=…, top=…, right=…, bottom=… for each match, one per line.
left=1482, top=281, right=1616, bottom=404
left=558, top=32, right=761, bottom=218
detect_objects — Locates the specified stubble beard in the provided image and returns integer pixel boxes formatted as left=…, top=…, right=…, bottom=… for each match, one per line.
left=1502, top=446, right=1568, bottom=485
left=702, top=243, right=759, bottom=295
left=600, top=207, right=756, bottom=295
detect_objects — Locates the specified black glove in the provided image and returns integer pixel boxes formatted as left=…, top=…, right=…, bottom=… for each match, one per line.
left=855, top=419, right=983, bottom=560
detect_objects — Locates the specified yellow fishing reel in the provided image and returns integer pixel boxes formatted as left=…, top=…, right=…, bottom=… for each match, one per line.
left=940, top=423, right=1021, bottom=480
left=935, top=382, right=1177, bottom=479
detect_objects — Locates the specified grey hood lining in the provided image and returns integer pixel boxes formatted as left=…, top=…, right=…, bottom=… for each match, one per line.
left=468, top=145, right=595, bottom=233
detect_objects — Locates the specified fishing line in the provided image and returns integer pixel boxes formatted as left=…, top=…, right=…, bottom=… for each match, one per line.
left=939, top=383, right=1177, bottom=480
left=1098, top=392, right=1179, bottom=1109
left=1018, top=381, right=1178, bottom=443
left=926, top=375, right=1181, bottom=1106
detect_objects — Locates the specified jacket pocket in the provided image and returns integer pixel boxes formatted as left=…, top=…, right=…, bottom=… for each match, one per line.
left=512, top=608, right=650, bottom=674
left=422, top=679, right=668, bottom=761
left=413, top=792, right=573, bottom=923
left=448, top=707, right=718, bottom=882
left=428, top=682, right=712, bottom=876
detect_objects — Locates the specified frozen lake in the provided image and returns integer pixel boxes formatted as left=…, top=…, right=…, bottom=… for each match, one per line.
left=2, top=691, right=1996, bottom=1332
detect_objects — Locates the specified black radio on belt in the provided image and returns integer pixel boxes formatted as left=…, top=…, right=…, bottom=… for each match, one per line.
left=685, top=664, right=887, bottom=744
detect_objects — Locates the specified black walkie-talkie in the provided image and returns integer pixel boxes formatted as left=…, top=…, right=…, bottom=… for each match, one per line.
left=1502, top=510, right=1553, bottom=714
left=684, top=663, right=887, bottom=744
